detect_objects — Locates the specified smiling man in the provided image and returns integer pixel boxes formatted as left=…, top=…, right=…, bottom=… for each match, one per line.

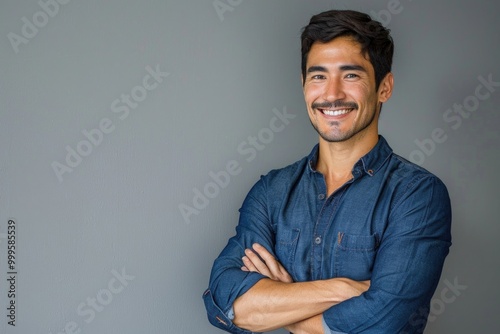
left=203, top=9, right=451, bottom=334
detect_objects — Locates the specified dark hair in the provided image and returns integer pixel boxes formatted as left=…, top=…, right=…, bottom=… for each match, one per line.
left=301, top=10, right=394, bottom=89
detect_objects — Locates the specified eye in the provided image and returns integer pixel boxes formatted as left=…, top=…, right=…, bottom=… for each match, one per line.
left=345, top=73, right=359, bottom=79
left=311, top=74, right=326, bottom=80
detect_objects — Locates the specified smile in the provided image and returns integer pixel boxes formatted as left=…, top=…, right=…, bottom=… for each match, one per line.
left=320, top=108, right=354, bottom=116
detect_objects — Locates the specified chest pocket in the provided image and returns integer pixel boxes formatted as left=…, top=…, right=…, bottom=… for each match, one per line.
left=275, top=228, right=300, bottom=280
left=334, top=232, right=379, bottom=280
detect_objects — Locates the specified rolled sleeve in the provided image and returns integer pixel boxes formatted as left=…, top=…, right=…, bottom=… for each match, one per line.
left=203, top=178, right=276, bottom=333
left=324, top=175, right=452, bottom=333
left=204, top=266, right=266, bottom=332
left=204, top=283, right=263, bottom=334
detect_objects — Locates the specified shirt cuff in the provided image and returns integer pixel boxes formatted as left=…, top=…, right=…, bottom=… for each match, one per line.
left=227, top=306, right=235, bottom=320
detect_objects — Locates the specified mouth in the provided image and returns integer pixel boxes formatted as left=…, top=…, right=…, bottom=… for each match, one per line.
left=319, top=108, right=354, bottom=116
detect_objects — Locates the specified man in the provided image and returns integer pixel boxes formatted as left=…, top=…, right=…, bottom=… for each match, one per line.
left=203, top=9, right=451, bottom=334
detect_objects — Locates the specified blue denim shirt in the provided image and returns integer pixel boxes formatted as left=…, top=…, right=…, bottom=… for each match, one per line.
left=203, top=136, right=452, bottom=333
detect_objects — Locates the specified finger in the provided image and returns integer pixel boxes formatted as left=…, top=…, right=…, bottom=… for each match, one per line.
left=244, top=248, right=272, bottom=277
left=242, top=255, right=259, bottom=273
left=251, top=243, right=277, bottom=266
left=270, top=259, right=292, bottom=283
left=252, top=244, right=293, bottom=282
left=278, top=264, right=293, bottom=283
left=252, top=244, right=281, bottom=276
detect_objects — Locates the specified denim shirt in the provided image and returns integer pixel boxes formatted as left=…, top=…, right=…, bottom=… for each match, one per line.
left=203, top=136, right=452, bottom=333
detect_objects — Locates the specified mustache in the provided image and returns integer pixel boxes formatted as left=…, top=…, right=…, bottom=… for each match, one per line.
left=312, top=100, right=358, bottom=110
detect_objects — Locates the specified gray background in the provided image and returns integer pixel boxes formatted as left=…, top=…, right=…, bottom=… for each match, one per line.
left=1, top=0, right=498, bottom=333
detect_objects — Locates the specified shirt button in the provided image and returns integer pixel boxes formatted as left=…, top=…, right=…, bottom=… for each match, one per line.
left=315, top=236, right=322, bottom=244
left=318, top=194, right=325, bottom=200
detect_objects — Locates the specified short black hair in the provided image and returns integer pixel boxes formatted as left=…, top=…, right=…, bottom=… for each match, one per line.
left=301, top=9, right=394, bottom=89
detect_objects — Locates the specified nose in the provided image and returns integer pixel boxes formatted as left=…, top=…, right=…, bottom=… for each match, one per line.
left=323, top=77, right=346, bottom=101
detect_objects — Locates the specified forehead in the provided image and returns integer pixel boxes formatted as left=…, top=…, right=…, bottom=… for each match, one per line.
left=307, top=36, right=372, bottom=71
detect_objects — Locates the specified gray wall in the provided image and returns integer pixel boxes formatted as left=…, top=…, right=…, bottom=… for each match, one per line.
left=1, top=0, right=498, bottom=333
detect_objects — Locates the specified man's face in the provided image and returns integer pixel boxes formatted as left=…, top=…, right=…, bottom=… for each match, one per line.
left=303, top=36, right=392, bottom=143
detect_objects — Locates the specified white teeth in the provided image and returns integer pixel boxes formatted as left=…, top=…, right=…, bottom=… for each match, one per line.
left=322, top=109, right=352, bottom=116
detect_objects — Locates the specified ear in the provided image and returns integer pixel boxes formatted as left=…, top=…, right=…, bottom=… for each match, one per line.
left=378, top=72, right=394, bottom=103
left=301, top=73, right=305, bottom=87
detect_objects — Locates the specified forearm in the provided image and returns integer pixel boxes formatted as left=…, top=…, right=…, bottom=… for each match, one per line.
left=285, top=314, right=325, bottom=334
left=233, top=277, right=362, bottom=332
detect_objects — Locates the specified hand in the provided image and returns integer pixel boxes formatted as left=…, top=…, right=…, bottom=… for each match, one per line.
left=241, top=243, right=293, bottom=283
left=234, top=244, right=368, bottom=332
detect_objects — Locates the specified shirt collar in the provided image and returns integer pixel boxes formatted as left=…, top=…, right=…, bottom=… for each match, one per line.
left=307, top=135, right=393, bottom=177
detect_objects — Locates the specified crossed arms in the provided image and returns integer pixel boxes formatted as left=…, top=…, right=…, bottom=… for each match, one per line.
left=205, top=174, right=452, bottom=333
left=234, top=243, right=369, bottom=333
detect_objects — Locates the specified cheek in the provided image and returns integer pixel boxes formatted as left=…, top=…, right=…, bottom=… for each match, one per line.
left=349, top=87, right=373, bottom=108
left=304, top=85, right=323, bottom=103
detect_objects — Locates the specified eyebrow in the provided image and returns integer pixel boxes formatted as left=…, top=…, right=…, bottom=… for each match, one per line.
left=307, top=64, right=367, bottom=73
left=339, top=64, right=367, bottom=72
left=307, top=65, right=328, bottom=73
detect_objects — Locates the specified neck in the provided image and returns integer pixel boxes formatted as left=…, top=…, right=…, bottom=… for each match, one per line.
left=316, top=132, right=379, bottom=195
